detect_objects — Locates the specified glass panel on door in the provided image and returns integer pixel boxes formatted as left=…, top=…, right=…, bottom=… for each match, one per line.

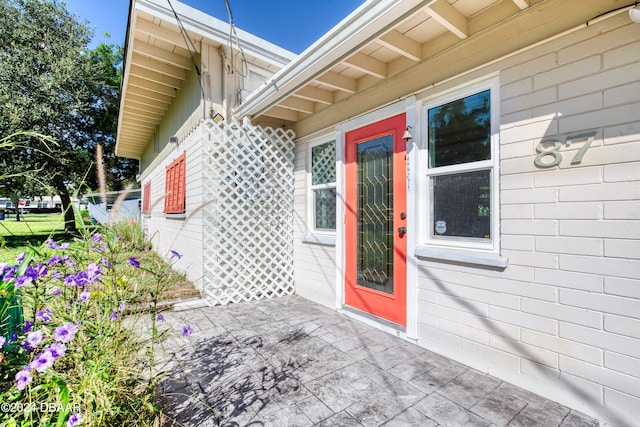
left=356, top=135, right=394, bottom=295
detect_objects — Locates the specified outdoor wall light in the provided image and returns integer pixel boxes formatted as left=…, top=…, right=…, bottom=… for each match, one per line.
left=209, top=109, right=224, bottom=123
left=630, top=5, right=640, bottom=23
left=168, top=136, right=178, bottom=144
left=402, top=126, right=413, bottom=141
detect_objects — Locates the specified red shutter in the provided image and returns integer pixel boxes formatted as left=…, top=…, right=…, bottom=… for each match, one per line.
left=175, top=154, right=186, bottom=213
left=142, top=181, right=151, bottom=215
left=164, top=153, right=186, bottom=214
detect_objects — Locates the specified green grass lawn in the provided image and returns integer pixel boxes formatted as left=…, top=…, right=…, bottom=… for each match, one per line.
left=0, top=213, right=89, bottom=264
left=0, top=212, right=68, bottom=234
left=0, top=214, right=199, bottom=301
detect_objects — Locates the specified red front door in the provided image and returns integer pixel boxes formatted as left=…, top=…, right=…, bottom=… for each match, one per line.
left=344, top=114, right=407, bottom=326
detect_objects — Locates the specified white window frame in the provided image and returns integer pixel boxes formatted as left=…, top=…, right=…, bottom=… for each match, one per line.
left=419, top=77, right=502, bottom=257
left=307, top=138, right=337, bottom=238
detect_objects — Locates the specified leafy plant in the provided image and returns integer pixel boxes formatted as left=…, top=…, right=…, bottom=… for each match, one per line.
left=0, top=222, right=191, bottom=426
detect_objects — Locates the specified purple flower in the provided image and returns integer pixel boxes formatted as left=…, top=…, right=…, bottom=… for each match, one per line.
left=16, top=252, right=26, bottom=263
left=181, top=325, right=193, bottom=337
left=91, top=233, right=102, bottom=243
left=129, top=257, right=140, bottom=268
left=37, top=262, right=48, bottom=278
left=0, top=336, right=6, bottom=347
left=170, top=250, right=183, bottom=260
left=156, top=313, right=164, bottom=322
left=30, top=350, right=54, bottom=373
left=48, top=255, right=62, bottom=266
left=109, top=311, right=118, bottom=321
left=36, top=308, right=54, bottom=322
left=64, top=272, right=90, bottom=288
left=0, top=262, right=7, bottom=275
left=26, top=330, right=43, bottom=349
left=66, top=413, right=83, bottom=427
left=48, top=342, right=66, bottom=359
left=91, top=243, right=108, bottom=253
left=15, top=274, right=33, bottom=287
left=46, top=239, right=58, bottom=249
left=119, top=302, right=126, bottom=313
left=79, top=289, right=90, bottom=302
left=51, top=287, right=62, bottom=297
left=2, top=267, right=16, bottom=282
left=64, top=274, right=77, bottom=287
left=15, top=369, right=32, bottom=391
left=100, top=257, right=112, bottom=268
left=87, top=263, right=102, bottom=281
left=22, top=321, right=34, bottom=333
left=53, top=322, right=78, bottom=343
left=74, top=272, right=90, bottom=288
left=59, top=242, right=69, bottom=250
left=25, top=265, right=38, bottom=279
left=63, top=256, right=76, bottom=269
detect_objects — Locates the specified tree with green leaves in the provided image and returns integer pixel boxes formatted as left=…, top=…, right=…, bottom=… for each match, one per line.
left=0, top=0, right=138, bottom=231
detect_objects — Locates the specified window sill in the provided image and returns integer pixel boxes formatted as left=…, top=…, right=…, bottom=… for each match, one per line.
left=302, top=234, right=336, bottom=246
left=164, top=213, right=186, bottom=220
left=415, top=245, right=508, bottom=269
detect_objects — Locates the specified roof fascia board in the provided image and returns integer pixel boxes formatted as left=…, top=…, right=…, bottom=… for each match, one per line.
left=116, top=1, right=139, bottom=157
left=234, top=0, right=431, bottom=120
left=135, top=0, right=296, bottom=67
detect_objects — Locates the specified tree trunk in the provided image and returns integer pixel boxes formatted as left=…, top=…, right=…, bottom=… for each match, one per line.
left=52, top=174, right=76, bottom=233
left=11, top=192, right=20, bottom=222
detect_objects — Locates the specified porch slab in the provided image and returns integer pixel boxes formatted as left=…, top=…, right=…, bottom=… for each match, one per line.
left=156, top=295, right=598, bottom=427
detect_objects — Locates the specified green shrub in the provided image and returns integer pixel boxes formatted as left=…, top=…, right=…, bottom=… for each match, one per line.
left=0, top=225, right=188, bottom=426
left=110, top=220, right=149, bottom=253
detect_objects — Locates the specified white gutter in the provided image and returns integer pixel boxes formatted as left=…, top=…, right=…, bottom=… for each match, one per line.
left=234, top=0, right=432, bottom=120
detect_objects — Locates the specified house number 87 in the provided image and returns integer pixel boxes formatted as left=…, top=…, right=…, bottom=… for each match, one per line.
left=534, top=132, right=597, bottom=168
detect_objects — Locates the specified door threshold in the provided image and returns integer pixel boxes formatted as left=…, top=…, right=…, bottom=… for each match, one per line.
left=339, top=305, right=414, bottom=342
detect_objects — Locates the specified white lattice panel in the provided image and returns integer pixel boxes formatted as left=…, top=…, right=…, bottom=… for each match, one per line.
left=202, top=119, right=295, bottom=305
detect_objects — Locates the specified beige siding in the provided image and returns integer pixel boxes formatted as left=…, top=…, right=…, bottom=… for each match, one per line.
left=290, top=12, right=638, bottom=426
left=292, top=139, right=337, bottom=308
left=414, top=14, right=639, bottom=426
left=140, top=67, right=203, bottom=170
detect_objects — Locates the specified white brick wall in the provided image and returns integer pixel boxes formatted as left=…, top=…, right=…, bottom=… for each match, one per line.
left=415, top=14, right=640, bottom=427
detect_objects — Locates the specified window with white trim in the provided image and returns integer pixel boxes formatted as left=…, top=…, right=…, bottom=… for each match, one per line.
left=309, top=141, right=336, bottom=232
left=424, top=82, right=499, bottom=251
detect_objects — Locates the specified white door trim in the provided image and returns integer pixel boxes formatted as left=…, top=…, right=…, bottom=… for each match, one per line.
left=334, top=97, right=418, bottom=339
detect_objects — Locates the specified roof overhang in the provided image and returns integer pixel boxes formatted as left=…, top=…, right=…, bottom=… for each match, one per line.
left=235, top=0, right=631, bottom=136
left=116, top=0, right=295, bottom=159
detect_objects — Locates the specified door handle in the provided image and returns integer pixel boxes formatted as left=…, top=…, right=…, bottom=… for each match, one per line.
left=398, top=227, right=406, bottom=235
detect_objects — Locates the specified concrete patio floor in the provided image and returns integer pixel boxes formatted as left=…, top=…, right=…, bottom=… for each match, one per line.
left=156, top=295, right=599, bottom=427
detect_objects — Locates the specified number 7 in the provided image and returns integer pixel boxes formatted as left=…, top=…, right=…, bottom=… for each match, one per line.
left=567, top=131, right=597, bottom=165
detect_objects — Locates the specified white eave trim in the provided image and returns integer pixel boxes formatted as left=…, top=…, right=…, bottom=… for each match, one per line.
left=115, top=2, right=139, bottom=158
left=134, top=0, right=296, bottom=67
left=235, top=0, right=431, bottom=120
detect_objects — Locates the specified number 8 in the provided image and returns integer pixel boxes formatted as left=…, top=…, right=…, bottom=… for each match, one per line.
left=534, top=140, right=562, bottom=168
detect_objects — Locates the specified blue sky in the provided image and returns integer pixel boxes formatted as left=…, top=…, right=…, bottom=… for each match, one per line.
left=63, top=0, right=363, bottom=54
